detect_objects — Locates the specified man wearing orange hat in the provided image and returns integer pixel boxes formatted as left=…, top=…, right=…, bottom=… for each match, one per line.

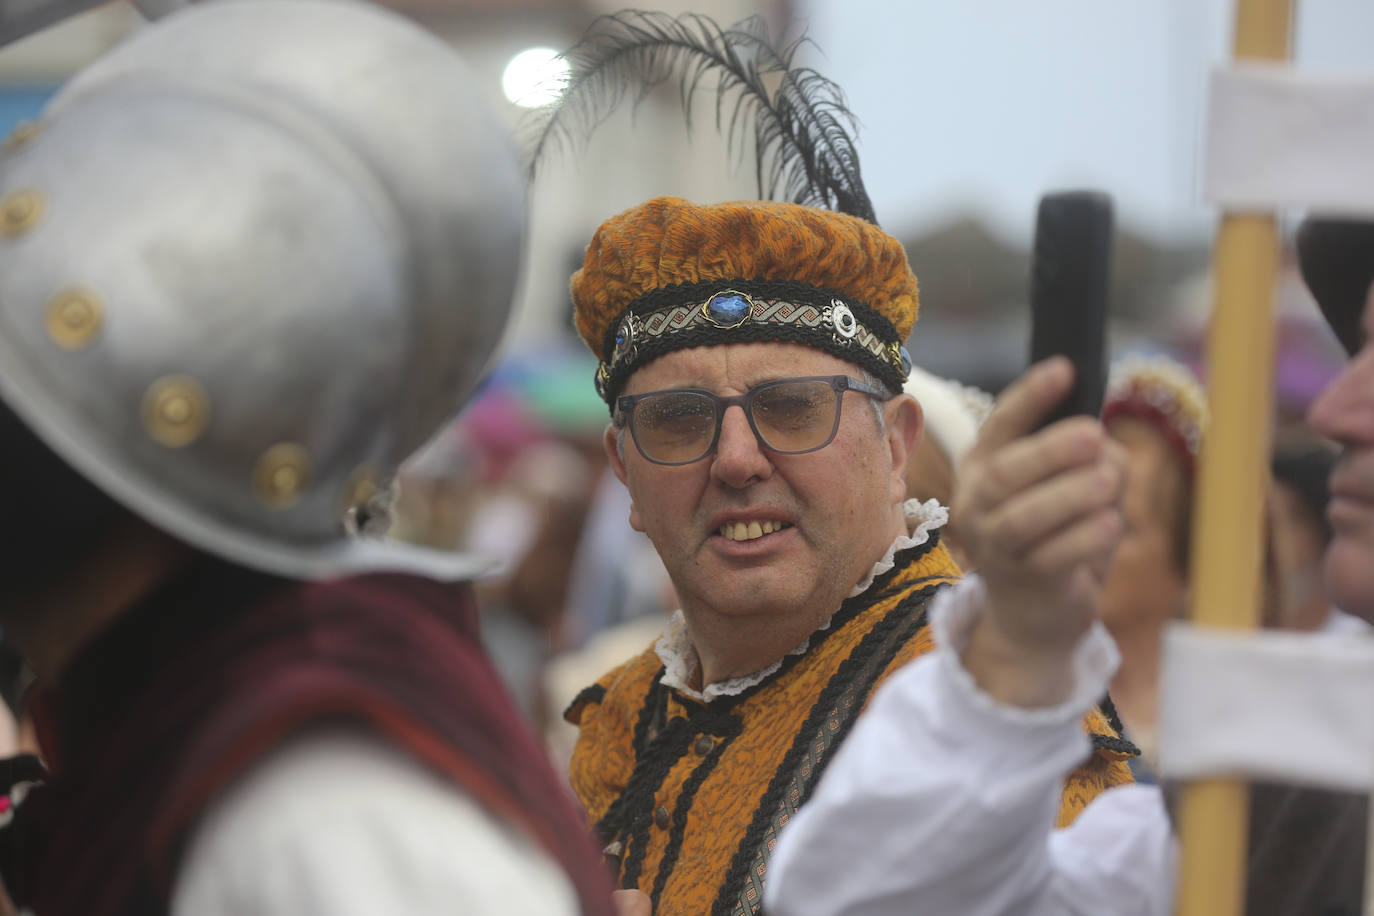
left=535, top=14, right=1140, bottom=913
left=561, top=195, right=1137, bottom=916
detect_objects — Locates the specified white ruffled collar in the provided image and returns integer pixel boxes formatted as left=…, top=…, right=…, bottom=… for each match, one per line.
left=656, top=498, right=948, bottom=702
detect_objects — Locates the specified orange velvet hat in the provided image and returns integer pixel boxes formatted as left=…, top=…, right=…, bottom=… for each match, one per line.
left=572, top=196, right=919, bottom=404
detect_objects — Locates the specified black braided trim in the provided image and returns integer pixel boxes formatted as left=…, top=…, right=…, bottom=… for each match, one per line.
left=648, top=711, right=745, bottom=910
left=563, top=683, right=609, bottom=724
left=1090, top=731, right=1141, bottom=758
left=592, top=673, right=666, bottom=857
left=594, top=672, right=754, bottom=890
left=709, top=581, right=946, bottom=916
left=1097, top=691, right=1127, bottom=737
left=598, top=278, right=905, bottom=405
left=631, top=673, right=664, bottom=748
left=697, top=530, right=947, bottom=714
left=1091, top=693, right=1139, bottom=757
left=617, top=716, right=696, bottom=889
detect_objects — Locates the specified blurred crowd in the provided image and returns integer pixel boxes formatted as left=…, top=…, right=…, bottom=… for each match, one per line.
left=1, top=2, right=1371, bottom=916
left=356, top=240, right=1350, bottom=769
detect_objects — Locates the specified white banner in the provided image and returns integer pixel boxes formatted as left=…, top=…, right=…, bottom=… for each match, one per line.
left=1203, top=64, right=1374, bottom=217
left=1158, top=622, right=1374, bottom=791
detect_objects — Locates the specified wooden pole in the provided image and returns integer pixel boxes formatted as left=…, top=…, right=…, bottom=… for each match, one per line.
left=1174, top=1, right=1293, bottom=914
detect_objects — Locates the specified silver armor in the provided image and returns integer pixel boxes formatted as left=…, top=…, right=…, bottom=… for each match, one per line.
left=0, top=0, right=526, bottom=578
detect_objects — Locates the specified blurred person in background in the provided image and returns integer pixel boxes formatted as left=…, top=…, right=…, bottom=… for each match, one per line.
left=1098, top=366, right=1365, bottom=913
left=0, top=3, right=614, bottom=914
left=1096, top=355, right=1206, bottom=772
left=1242, top=219, right=1374, bottom=916
left=901, top=365, right=994, bottom=569
left=475, top=441, right=597, bottom=722
left=1268, top=440, right=1368, bottom=634
left=764, top=218, right=1374, bottom=916
left=544, top=463, right=676, bottom=775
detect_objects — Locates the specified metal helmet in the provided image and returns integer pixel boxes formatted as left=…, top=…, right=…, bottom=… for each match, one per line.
left=0, top=0, right=526, bottom=579
left=2, top=0, right=184, bottom=47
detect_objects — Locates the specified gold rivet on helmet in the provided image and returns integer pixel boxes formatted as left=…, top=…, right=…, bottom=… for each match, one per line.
left=341, top=464, right=380, bottom=514
left=44, top=289, right=103, bottom=350
left=142, top=375, right=211, bottom=448
left=0, top=190, right=43, bottom=238
left=254, top=443, right=312, bottom=509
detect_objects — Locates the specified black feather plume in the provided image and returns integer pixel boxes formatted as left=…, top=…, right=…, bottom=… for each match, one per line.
left=528, top=10, right=878, bottom=224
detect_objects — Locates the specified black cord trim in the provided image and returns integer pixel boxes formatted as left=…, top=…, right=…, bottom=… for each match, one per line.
left=1091, top=693, right=1140, bottom=758
left=597, top=543, right=955, bottom=900
left=1090, top=731, right=1141, bottom=758
left=563, top=683, right=609, bottom=724
left=1097, top=691, right=1126, bottom=737
left=617, top=716, right=696, bottom=889
left=592, top=673, right=666, bottom=862
left=648, top=714, right=745, bottom=909
left=710, top=581, right=943, bottom=916
left=596, top=672, right=759, bottom=891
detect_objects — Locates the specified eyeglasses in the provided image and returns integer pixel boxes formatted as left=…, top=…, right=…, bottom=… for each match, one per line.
left=615, top=375, right=890, bottom=466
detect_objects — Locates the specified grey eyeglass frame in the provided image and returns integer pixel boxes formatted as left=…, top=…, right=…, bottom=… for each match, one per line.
left=615, top=374, right=891, bottom=466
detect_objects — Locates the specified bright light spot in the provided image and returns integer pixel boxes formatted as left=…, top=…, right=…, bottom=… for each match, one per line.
left=502, top=47, right=569, bottom=108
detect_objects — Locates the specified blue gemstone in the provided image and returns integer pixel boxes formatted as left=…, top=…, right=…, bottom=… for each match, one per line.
left=615, top=330, right=626, bottom=348
left=705, top=292, right=751, bottom=327
left=899, top=345, right=913, bottom=375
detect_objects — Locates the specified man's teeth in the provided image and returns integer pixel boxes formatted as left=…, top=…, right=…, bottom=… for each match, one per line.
left=719, top=520, right=789, bottom=541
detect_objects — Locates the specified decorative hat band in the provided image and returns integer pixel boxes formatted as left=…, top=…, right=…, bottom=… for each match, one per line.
left=593, top=280, right=912, bottom=404
left=1102, top=355, right=1208, bottom=478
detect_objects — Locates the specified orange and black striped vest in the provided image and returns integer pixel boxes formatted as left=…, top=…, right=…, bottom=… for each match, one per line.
left=567, top=532, right=1136, bottom=916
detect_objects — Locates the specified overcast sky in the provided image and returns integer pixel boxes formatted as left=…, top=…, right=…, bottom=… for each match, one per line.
left=801, top=0, right=1374, bottom=245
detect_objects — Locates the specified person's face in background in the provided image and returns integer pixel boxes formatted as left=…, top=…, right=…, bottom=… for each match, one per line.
left=903, top=429, right=971, bottom=570
left=1098, top=417, right=1190, bottom=635
left=1307, top=282, right=1374, bottom=621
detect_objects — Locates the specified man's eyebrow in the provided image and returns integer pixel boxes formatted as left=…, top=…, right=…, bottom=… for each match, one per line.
left=660, top=376, right=793, bottom=392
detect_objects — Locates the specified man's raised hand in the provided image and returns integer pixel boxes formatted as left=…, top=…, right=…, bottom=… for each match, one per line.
left=952, top=357, right=1127, bottom=706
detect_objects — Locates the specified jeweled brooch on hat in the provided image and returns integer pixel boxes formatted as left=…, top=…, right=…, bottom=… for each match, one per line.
left=701, top=290, right=755, bottom=329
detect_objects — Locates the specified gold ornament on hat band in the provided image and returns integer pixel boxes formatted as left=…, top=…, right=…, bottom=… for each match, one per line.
left=596, top=289, right=910, bottom=398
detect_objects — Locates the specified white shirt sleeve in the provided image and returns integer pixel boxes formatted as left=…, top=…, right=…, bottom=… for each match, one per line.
left=171, top=729, right=581, bottom=916
left=764, top=576, right=1177, bottom=916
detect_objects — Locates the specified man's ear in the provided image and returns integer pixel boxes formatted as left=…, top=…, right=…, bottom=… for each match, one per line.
left=603, top=423, right=647, bottom=533
left=884, top=394, right=924, bottom=505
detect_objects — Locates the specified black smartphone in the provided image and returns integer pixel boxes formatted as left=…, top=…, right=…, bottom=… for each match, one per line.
left=1028, top=190, right=1113, bottom=429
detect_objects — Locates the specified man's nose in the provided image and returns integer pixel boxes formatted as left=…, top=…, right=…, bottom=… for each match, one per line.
left=1308, top=353, right=1374, bottom=444
left=710, top=405, right=773, bottom=488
